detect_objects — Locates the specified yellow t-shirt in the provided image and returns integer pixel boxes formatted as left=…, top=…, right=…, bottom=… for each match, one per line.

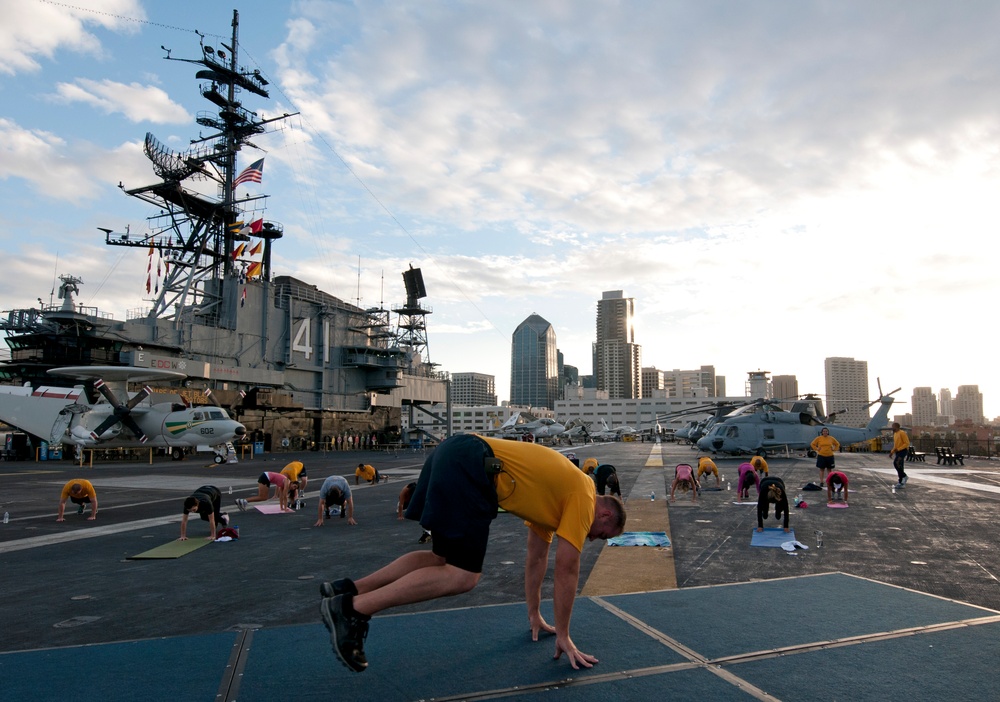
left=355, top=464, right=376, bottom=482
left=810, top=435, right=840, bottom=457
left=482, top=437, right=596, bottom=552
left=281, top=461, right=305, bottom=481
left=697, top=456, right=718, bottom=476
left=750, top=456, right=769, bottom=474
left=893, top=430, right=910, bottom=453
left=581, top=457, right=598, bottom=475
left=60, top=479, right=96, bottom=500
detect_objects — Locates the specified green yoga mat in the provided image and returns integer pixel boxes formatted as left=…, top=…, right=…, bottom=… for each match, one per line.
left=128, top=539, right=214, bottom=559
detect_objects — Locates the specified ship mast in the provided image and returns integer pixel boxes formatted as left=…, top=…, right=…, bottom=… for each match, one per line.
left=106, top=10, right=295, bottom=330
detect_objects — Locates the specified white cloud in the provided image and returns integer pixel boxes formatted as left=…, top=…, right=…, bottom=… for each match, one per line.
left=0, top=0, right=144, bottom=75
left=50, top=78, right=189, bottom=123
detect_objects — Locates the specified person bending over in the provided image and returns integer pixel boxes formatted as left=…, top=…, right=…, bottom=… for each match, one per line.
left=757, top=476, right=790, bottom=533
left=318, top=434, right=626, bottom=673
left=670, top=463, right=698, bottom=502
left=827, top=471, right=849, bottom=504
left=314, top=475, right=357, bottom=526
left=697, top=456, right=721, bottom=488
left=56, top=479, right=98, bottom=522
left=736, top=462, right=760, bottom=502
left=181, top=485, right=229, bottom=541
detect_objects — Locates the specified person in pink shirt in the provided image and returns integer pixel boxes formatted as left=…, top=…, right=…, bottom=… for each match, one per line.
left=670, top=463, right=698, bottom=503
left=736, top=462, right=760, bottom=502
left=236, top=471, right=294, bottom=512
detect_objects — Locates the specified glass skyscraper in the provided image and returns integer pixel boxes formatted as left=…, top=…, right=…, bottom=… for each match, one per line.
left=510, top=314, right=558, bottom=409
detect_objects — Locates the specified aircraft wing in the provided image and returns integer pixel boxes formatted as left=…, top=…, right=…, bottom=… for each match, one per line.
left=0, top=387, right=84, bottom=440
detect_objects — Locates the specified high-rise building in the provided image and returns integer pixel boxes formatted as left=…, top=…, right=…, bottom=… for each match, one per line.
left=699, top=365, right=717, bottom=397
left=451, top=372, right=497, bottom=406
left=824, top=357, right=870, bottom=427
left=663, top=368, right=711, bottom=398
left=641, top=367, right=666, bottom=397
left=954, top=385, right=985, bottom=424
left=594, top=291, right=642, bottom=399
left=911, top=387, right=937, bottom=427
left=771, top=375, right=799, bottom=408
left=510, top=314, right=559, bottom=409
left=939, top=388, right=954, bottom=425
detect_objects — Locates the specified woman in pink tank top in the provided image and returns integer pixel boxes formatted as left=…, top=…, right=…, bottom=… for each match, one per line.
left=235, top=471, right=295, bottom=512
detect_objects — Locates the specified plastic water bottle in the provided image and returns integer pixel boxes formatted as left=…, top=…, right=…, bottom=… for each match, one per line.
left=2, top=512, right=8, bottom=524
left=815, top=530, right=824, bottom=548
left=649, top=491, right=655, bottom=501
left=228, top=486, right=233, bottom=494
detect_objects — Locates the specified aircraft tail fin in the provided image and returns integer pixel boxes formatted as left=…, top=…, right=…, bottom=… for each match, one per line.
left=866, top=395, right=895, bottom=431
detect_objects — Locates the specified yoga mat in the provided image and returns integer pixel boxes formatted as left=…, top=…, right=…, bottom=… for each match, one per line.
left=732, top=501, right=756, bottom=505
left=827, top=502, right=849, bottom=509
left=608, top=531, right=671, bottom=547
left=751, top=528, right=795, bottom=547
left=128, top=538, right=213, bottom=559
left=253, top=503, right=292, bottom=514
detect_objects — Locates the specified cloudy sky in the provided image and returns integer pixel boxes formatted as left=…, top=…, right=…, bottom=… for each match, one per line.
left=2, top=0, right=998, bottom=419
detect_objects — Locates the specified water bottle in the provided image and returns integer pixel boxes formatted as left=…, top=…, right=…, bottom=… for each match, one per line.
left=2, top=512, right=8, bottom=524
left=815, top=530, right=824, bottom=548
left=649, top=491, right=655, bottom=501
left=228, top=486, right=233, bottom=494
left=726, top=482, right=731, bottom=491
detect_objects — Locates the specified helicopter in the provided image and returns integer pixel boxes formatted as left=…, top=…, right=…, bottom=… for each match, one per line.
left=696, top=386, right=899, bottom=458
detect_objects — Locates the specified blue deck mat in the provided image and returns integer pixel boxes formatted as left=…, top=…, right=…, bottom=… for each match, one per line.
left=238, top=598, right=688, bottom=701
left=602, top=573, right=997, bottom=660
left=750, top=527, right=795, bottom=547
left=731, top=620, right=1000, bottom=701
left=500, top=666, right=759, bottom=701
left=0, top=632, right=236, bottom=702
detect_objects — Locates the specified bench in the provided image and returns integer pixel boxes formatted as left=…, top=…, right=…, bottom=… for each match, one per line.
left=935, top=447, right=964, bottom=466
left=906, top=446, right=926, bottom=462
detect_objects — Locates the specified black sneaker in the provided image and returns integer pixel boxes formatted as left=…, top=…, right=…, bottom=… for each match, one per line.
left=418, top=531, right=431, bottom=544
left=902, top=475, right=908, bottom=486
left=77, top=505, right=85, bottom=515
left=320, top=595, right=369, bottom=672
left=319, top=578, right=358, bottom=598
left=324, top=508, right=331, bottom=519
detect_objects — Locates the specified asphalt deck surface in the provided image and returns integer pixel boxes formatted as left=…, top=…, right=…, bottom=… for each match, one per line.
left=2, top=440, right=1000, bottom=690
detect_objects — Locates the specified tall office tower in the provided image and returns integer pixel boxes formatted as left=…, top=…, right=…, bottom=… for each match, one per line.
left=561, top=363, right=579, bottom=401
left=824, top=357, right=870, bottom=427
left=716, top=376, right=726, bottom=396
left=911, top=387, right=938, bottom=427
left=939, top=389, right=954, bottom=420
left=642, top=367, right=666, bottom=397
left=451, top=372, right=497, bottom=406
left=510, top=314, right=559, bottom=409
left=699, top=365, right=717, bottom=397
left=771, top=375, right=799, bottom=408
left=595, top=291, right=642, bottom=399
left=954, top=385, right=985, bottom=424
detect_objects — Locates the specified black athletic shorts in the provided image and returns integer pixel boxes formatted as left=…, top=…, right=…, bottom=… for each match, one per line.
left=816, top=455, right=835, bottom=469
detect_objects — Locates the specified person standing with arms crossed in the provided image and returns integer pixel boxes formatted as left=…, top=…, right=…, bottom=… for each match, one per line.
left=890, top=422, right=910, bottom=488
left=810, top=427, right=840, bottom=486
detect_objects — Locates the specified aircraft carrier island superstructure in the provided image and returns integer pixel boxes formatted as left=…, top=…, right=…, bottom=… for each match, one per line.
left=0, top=11, right=446, bottom=451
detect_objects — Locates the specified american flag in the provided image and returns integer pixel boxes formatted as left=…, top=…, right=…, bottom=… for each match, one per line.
left=232, top=158, right=264, bottom=190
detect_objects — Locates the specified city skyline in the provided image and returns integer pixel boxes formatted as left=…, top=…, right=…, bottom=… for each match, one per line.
left=1, top=2, right=998, bottom=418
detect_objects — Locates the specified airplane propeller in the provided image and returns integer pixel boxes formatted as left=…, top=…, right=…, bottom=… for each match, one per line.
left=89, top=379, right=152, bottom=443
left=204, top=387, right=246, bottom=412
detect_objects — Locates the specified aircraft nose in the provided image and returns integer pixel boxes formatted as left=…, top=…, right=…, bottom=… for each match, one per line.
left=234, top=424, right=247, bottom=437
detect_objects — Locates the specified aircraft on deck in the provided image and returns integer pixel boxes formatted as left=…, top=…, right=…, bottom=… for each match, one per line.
left=479, top=412, right=567, bottom=441
left=0, top=366, right=247, bottom=463
left=696, top=386, right=899, bottom=458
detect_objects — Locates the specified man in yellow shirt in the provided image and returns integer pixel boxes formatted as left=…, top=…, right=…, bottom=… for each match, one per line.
left=890, top=422, right=911, bottom=488
left=355, top=463, right=387, bottom=484
left=697, top=456, right=720, bottom=488
left=750, top=455, right=769, bottom=476
left=320, top=434, right=626, bottom=674
left=810, top=427, right=841, bottom=485
left=57, top=479, right=98, bottom=521
left=281, top=460, right=308, bottom=506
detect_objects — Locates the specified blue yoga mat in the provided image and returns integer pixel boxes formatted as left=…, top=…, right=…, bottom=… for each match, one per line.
left=608, top=531, right=671, bottom=547
left=750, top=528, right=795, bottom=547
